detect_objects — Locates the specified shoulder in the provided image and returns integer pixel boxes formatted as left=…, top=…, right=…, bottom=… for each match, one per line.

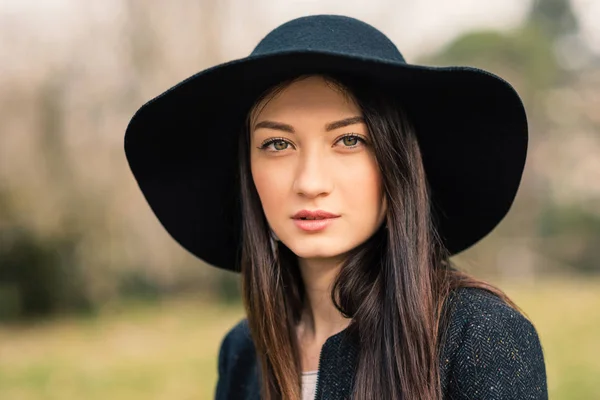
left=445, top=286, right=531, bottom=333
left=218, top=318, right=255, bottom=362
left=443, top=287, right=542, bottom=352
left=441, top=287, right=548, bottom=399
left=215, top=318, right=259, bottom=399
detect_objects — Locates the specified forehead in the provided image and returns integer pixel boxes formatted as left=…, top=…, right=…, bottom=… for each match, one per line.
left=251, top=76, right=362, bottom=122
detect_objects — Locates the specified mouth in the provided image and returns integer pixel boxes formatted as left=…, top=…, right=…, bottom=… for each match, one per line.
left=292, top=210, right=340, bottom=220
left=291, top=210, right=340, bottom=232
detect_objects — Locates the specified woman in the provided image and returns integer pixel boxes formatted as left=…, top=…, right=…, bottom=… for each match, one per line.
left=124, top=15, right=547, bottom=400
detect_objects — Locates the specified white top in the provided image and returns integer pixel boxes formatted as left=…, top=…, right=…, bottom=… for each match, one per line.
left=301, top=370, right=318, bottom=400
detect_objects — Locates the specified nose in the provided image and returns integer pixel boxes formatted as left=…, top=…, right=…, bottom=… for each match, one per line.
left=292, top=149, right=333, bottom=199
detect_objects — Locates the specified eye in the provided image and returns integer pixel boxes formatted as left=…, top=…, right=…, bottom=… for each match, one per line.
left=335, top=134, right=367, bottom=148
left=258, top=138, right=294, bottom=152
left=341, top=136, right=359, bottom=146
left=271, top=140, right=289, bottom=151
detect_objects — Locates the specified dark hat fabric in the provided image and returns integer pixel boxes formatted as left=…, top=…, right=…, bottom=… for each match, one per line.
left=124, top=15, right=527, bottom=272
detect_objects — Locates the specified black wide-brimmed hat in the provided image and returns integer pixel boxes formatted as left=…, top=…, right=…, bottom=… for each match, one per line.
left=124, top=14, right=527, bottom=272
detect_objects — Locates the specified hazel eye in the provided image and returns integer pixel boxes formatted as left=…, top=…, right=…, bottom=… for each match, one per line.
left=272, top=140, right=289, bottom=151
left=335, top=134, right=366, bottom=148
left=258, top=138, right=294, bottom=152
left=342, top=136, right=359, bottom=146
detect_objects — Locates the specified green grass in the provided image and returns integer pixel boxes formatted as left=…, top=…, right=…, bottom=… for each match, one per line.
left=0, top=297, right=245, bottom=400
left=502, top=278, right=600, bottom=400
left=0, top=278, right=598, bottom=399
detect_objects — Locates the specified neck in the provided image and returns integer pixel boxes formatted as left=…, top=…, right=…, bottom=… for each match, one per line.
left=296, top=256, right=351, bottom=343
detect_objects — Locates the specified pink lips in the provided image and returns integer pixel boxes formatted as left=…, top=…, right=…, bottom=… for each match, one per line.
left=291, top=210, right=340, bottom=232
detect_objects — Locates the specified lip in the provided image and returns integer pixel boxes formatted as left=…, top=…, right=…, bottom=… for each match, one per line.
left=291, top=209, right=340, bottom=232
left=292, top=210, right=340, bottom=219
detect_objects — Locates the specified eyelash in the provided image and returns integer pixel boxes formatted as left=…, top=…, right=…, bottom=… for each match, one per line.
left=258, top=134, right=368, bottom=151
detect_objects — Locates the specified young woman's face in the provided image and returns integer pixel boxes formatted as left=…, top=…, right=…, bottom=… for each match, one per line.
left=250, top=76, right=387, bottom=261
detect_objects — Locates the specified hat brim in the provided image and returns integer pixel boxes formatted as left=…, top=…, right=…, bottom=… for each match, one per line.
left=124, top=50, right=527, bottom=271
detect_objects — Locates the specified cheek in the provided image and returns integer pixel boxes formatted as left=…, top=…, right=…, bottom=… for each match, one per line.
left=338, top=155, right=385, bottom=216
left=251, top=160, right=289, bottom=221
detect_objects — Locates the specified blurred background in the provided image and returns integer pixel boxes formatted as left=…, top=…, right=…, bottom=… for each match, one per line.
left=0, top=0, right=599, bottom=398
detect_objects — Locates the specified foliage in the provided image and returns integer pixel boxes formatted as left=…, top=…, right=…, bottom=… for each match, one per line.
left=537, top=205, right=600, bottom=274
left=0, top=227, right=92, bottom=321
left=530, top=0, right=579, bottom=40
left=423, top=25, right=559, bottom=105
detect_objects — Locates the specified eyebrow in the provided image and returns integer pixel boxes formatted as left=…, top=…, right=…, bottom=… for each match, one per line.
left=253, top=116, right=365, bottom=134
left=254, top=120, right=295, bottom=133
left=325, top=116, right=365, bottom=131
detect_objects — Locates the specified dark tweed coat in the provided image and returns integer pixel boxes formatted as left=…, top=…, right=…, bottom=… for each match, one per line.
left=215, top=287, right=548, bottom=399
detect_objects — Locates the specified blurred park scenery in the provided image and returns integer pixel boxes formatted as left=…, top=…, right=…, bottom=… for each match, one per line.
left=1, top=0, right=599, bottom=398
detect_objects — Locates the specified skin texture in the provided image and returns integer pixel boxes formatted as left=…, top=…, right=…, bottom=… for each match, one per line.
left=249, top=76, right=387, bottom=370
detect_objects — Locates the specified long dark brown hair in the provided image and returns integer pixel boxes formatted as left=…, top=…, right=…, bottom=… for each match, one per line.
left=237, top=74, right=519, bottom=399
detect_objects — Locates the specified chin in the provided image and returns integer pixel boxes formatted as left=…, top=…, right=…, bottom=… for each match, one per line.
left=283, top=238, right=354, bottom=260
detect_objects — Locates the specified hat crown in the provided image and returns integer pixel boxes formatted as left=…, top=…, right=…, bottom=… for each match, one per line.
left=251, top=15, right=406, bottom=63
